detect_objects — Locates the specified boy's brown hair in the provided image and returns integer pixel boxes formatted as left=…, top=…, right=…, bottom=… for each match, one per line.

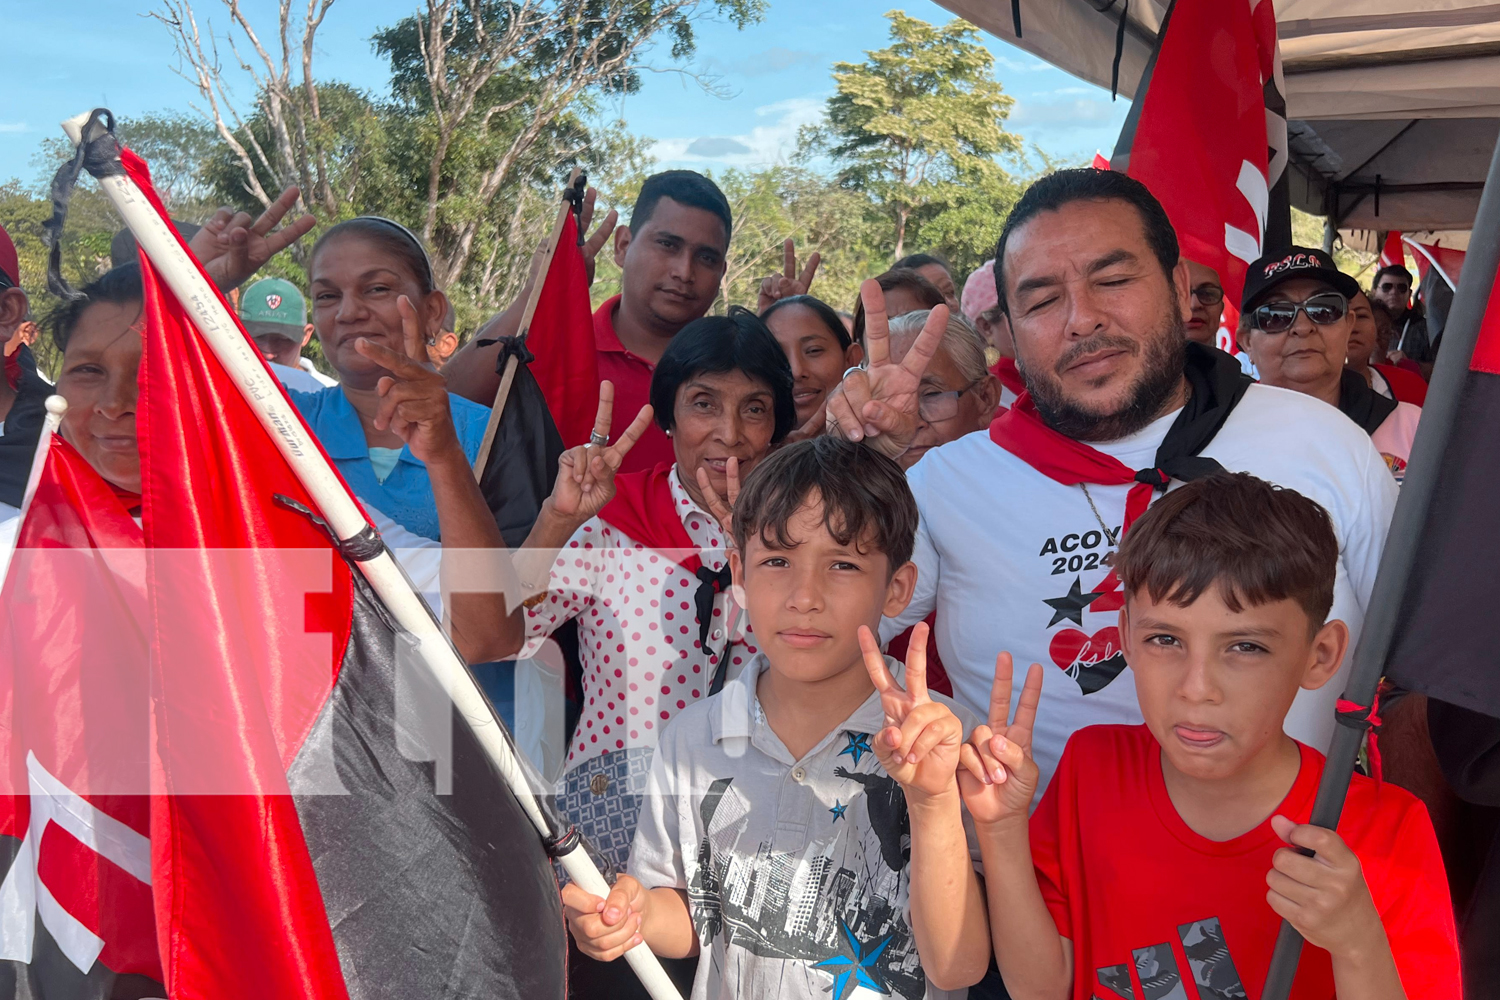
left=733, top=437, right=918, bottom=571
left=1115, top=473, right=1338, bottom=626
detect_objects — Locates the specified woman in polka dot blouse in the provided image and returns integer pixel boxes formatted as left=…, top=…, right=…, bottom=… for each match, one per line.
left=500, top=308, right=796, bottom=873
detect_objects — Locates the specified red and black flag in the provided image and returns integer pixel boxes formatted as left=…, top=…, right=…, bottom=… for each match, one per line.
left=525, top=202, right=600, bottom=450
left=0, top=132, right=566, bottom=999
left=1384, top=253, right=1500, bottom=719
left=1110, top=0, right=1290, bottom=313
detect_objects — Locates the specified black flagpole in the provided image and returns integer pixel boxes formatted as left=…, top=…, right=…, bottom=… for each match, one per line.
left=1259, top=130, right=1500, bottom=998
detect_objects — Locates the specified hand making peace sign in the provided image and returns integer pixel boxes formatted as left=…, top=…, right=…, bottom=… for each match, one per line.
left=858, top=623, right=966, bottom=800
left=578, top=186, right=619, bottom=286
left=189, top=185, right=317, bottom=292
left=353, top=294, right=460, bottom=466
left=756, top=239, right=822, bottom=313
left=546, top=381, right=654, bottom=524
left=824, top=280, right=947, bottom=460
left=957, top=650, right=1045, bottom=826
left=695, top=456, right=742, bottom=543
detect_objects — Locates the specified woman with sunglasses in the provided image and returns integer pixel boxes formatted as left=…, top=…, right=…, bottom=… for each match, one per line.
left=1241, top=249, right=1422, bottom=482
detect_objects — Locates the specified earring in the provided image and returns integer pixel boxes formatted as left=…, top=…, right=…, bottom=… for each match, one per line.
left=665, top=429, right=672, bottom=437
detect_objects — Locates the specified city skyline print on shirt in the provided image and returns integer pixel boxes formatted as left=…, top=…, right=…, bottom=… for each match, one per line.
left=684, top=747, right=929, bottom=1000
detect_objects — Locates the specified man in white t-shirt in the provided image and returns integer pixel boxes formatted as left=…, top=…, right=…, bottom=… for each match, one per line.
left=1240, top=248, right=1422, bottom=484
left=824, top=168, right=1397, bottom=792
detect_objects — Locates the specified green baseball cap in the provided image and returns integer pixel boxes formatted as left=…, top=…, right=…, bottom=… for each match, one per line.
left=240, top=277, right=307, bottom=335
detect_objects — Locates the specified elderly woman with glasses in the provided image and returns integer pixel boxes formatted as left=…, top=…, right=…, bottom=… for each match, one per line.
left=880, top=307, right=1001, bottom=699
left=884, top=308, right=1001, bottom=471
left=1241, top=249, right=1422, bottom=482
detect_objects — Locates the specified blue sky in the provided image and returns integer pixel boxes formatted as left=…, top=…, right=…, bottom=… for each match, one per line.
left=1, top=0, right=1129, bottom=186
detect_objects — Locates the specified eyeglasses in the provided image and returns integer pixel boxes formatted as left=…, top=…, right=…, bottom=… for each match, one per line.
left=1376, top=281, right=1411, bottom=295
left=1190, top=284, right=1224, bottom=307
left=917, top=379, right=982, bottom=422
left=1251, top=292, right=1348, bottom=334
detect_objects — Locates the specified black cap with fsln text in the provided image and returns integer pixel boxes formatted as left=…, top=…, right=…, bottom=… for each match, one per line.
left=1241, top=246, right=1361, bottom=312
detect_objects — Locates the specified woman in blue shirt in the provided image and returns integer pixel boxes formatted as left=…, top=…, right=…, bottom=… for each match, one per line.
left=291, top=217, right=489, bottom=540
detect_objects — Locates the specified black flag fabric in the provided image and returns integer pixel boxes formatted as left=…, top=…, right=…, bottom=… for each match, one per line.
left=1385, top=264, right=1500, bottom=719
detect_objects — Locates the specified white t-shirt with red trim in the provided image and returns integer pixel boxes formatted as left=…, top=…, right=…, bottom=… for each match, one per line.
left=882, top=383, right=1398, bottom=794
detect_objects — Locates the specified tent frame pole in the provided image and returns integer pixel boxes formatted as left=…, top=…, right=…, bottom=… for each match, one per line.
left=1259, top=125, right=1500, bottom=1000
left=62, top=110, right=681, bottom=1000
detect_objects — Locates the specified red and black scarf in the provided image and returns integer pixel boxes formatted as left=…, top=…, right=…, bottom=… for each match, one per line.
left=990, top=342, right=1253, bottom=584
left=598, top=463, right=730, bottom=649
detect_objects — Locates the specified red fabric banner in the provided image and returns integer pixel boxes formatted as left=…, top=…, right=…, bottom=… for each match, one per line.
left=526, top=212, right=599, bottom=448
left=1123, top=0, right=1278, bottom=311
left=0, top=435, right=159, bottom=981
left=121, top=148, right=355, bottom=1000
left=1380, top=232, right=1405, bottom=269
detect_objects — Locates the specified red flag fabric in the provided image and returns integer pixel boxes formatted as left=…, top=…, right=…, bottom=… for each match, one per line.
left=1119, top=0, right=1280, bottom=311
left=116, top=146, right=355, bottom=999
left=0, top=139, right=566, bottom=999
left=1380, top=232, right=1406, bottom=270
left=1470, top=260, right=1500, bottom=376
left=0, top=435, right=159, bottom=992
left=1092, top=152, right=1111, bottom=171
left=1409, top=241, right=1466, bottom=289
left=526, top=212, right=598, bottom=448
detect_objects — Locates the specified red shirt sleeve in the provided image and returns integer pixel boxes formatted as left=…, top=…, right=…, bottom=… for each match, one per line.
left=1029, top=736, right=1075, bottom=941
left=1363, top=796, right=1463, bottom=1000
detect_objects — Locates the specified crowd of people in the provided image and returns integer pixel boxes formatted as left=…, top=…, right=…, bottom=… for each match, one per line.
left=0, top=160, right=1493, bottom=1000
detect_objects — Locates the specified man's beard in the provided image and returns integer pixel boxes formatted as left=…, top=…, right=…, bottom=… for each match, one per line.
left=1020, top=310, right=1187, bottom=442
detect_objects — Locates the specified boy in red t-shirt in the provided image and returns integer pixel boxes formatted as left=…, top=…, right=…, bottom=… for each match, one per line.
left=956, top=472, right=1462, bottom=1000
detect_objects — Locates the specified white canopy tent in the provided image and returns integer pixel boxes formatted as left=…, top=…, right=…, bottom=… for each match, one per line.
left=937, top=0, right=1500, bottom=232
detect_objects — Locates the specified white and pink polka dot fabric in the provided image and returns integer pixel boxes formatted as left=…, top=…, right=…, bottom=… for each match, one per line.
left=518, top=467, right=756, bottom=773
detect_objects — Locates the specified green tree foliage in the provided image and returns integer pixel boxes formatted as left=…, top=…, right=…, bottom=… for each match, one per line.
left=801, top=10, right=1023, bottom=263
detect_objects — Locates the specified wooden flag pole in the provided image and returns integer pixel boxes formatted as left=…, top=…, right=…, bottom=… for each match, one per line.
left=471, top=167, right=585, bottom=480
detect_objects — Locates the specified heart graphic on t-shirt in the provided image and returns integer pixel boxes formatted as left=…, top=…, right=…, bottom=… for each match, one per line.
left=1049, top=626, right=1128, bottom=695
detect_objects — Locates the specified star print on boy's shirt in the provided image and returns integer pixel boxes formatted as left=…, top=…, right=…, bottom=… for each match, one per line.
left=629, top=655, right=981, bottom=1000
left=814, top=923, right=894, bottom=1000
left=838, top=731, right=873, bottom=766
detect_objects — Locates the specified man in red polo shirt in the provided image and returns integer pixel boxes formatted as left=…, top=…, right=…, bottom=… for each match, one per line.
left=448, top=170, right=731, bottom=473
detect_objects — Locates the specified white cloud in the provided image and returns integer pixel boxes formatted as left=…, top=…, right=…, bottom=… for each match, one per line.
left=995, top=55, right=1052, bottom=74
left=651, top=95, right=827, bottom=168
left=1009, top=97, right=1117, bottom=130
left=0, top=123, right=30, bottom=134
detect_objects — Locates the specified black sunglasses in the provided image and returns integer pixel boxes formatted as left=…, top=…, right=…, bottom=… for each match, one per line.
left=1251, top=292, right=1348, bottom=334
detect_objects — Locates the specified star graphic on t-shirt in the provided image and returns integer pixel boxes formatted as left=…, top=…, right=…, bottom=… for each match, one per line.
left=813, top=921, right=892, bottom=1000
left=829, top=800, right=848, bottom=823
left=838, top=731, right=873, bottom=767
left=1044, top=576, right=1104, bottom=627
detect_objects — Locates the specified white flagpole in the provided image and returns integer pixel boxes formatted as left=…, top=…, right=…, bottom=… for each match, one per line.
left=62, top=111, right=681, bottom=1000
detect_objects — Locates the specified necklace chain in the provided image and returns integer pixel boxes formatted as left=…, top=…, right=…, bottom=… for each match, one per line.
left=1078, top=483, right=1119, bottom=546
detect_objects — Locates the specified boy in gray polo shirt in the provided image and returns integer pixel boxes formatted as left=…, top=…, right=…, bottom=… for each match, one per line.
left=562, top=438, right=992, bottom=999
